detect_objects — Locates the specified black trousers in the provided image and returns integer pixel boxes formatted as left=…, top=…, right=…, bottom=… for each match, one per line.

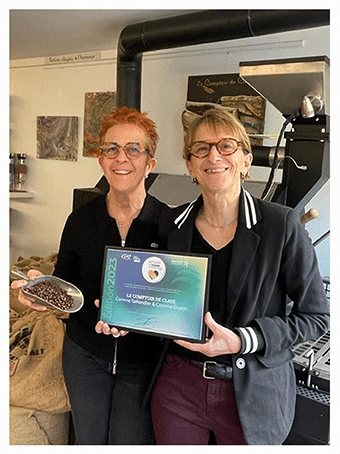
left=62, top=334, right=155, bottom=445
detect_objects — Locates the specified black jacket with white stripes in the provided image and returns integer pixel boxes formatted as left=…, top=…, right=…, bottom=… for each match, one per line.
left=152, top=187, right=329, bottom=445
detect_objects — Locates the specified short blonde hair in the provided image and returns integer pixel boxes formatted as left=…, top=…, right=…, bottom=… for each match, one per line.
left=183, top=108, right=252, bottom=179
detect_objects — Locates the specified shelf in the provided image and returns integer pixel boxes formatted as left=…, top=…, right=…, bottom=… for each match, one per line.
left=9, top=191, right=33, bottom=199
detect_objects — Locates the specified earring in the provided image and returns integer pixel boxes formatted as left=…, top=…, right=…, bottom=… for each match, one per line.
left=145, top=174, right=149, bottom=179
left=192, top=177, right=197, bottom=184
left=241, top=171, right=247, bottom=179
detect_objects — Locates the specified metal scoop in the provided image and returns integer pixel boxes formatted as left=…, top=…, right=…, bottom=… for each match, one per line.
left=11, top=269, right=84, bottom=313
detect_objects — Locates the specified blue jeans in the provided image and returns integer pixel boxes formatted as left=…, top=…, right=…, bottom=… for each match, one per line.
left=62, top=334, right=155, bottom=445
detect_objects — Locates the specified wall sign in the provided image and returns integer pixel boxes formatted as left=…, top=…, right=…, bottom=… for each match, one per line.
left=183, top=73, right=266, bottom=146
left=44, top=52, right=101, bottom=65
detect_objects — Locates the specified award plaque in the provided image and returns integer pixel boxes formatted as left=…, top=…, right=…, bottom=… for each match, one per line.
left=99, top=247, right=211, bottom=342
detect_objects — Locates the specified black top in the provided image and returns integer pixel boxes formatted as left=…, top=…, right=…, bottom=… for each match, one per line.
left=170, top=226, right=233, bottom=365
left=53, top=193, right=169, bottom=363
left=151, top=190, right=329, bottom=444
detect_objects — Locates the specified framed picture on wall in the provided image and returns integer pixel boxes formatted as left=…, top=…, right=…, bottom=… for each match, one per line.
left=83, top=92, right=117, bottom=157
left=182, top=74, right=266, bottom=146
left=37, top=116, right=78, bottom=161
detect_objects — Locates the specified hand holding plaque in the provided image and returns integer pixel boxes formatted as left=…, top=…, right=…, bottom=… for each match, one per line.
left=95, top=299, right=129, bottom=337
left=174, top=311, right=242, bottom=355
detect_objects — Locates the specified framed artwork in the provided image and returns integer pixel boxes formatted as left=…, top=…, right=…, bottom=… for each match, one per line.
left=37, top=116, right=78, bottom=161
left=182, top=74, right=266, bottom=146
left=83, top=92, right=117, bottom=157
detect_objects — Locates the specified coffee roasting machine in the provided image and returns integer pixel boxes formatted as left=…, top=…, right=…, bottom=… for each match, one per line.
left=73, top=11, right=330, bottom=445
left=239, top=56, right=330, bottom=445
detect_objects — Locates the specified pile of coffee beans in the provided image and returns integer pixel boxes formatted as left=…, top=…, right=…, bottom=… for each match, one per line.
left=26, top=281, right=74, bottom=310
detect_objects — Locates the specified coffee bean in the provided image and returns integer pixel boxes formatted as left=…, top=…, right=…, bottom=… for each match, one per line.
left=26, top=282, right=73, bottom=310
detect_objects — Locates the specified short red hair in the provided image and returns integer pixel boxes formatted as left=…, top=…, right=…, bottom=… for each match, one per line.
left=99, top=107, right=159, bottom=157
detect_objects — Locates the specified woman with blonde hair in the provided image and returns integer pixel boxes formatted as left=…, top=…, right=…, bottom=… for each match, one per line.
left=150, top=107, right=329, bottom=445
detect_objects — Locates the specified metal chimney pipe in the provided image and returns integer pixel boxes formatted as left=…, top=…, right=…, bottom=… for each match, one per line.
left=116, top=9, right=330, bottom=109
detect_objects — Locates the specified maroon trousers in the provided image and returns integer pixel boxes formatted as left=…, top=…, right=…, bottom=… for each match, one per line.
left=151, top=353, right=247, bottom=445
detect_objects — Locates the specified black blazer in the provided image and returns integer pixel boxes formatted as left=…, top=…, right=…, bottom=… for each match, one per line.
left=152, top=188, right=329, bottom=445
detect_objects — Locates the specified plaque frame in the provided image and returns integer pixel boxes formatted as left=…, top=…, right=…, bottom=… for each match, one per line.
left=99, top=246, right=211, bottom=343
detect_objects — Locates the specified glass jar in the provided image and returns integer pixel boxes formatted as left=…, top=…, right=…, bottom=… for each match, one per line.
left=9, top=153, right=15, bottom=191
left=15, top=153, right=27, bottom=191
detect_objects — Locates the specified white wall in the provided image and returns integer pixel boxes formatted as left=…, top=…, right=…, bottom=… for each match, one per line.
left=9, top=25, right=330, bottom=264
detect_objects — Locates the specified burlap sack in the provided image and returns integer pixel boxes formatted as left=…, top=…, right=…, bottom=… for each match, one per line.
left=12, top=252, right=58, bottom=277
left=10, top=308, right=71, bottom=413
left=9, top=254, right=70, bottom=413
left=10, top=406, right=70, bottom=445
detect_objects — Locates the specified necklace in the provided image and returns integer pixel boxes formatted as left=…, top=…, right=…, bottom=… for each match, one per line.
left=202, top=215, right=238, bottom=229
left=116, top=221, right=131, bottom=228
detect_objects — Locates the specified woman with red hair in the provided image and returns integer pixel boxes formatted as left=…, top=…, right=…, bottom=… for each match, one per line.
left=12, top=107, right=169, bottom=445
